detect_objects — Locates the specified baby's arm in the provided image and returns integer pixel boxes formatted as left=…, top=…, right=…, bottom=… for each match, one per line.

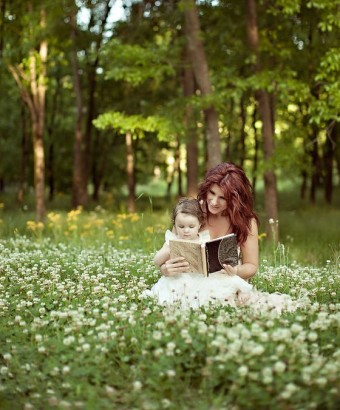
left=154, top=243, right=170, bottom=267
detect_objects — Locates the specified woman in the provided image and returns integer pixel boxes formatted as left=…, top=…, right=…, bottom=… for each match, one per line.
left=158, top=162, right=259, bottom=280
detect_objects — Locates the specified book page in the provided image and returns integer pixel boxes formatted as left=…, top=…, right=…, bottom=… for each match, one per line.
left=169, top=240, right=205, bottom=275
left=205, top=234, right=238, bottom=273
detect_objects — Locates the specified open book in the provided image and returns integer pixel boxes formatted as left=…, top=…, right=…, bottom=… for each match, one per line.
left=169, top=233, right=238, bottom=277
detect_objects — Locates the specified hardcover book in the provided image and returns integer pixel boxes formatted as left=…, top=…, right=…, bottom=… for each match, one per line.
left=169, top=233, right=238, bottom=277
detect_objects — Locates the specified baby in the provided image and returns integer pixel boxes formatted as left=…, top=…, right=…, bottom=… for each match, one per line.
left=154, top=197, right=205, bottom=267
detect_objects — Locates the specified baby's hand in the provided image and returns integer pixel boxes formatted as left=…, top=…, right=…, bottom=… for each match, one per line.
left=163, top=257, right=190, bottom=276
left=222, top=264, right=238, bottom=276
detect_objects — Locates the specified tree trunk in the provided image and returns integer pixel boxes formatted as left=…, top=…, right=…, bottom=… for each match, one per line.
left=184, top=0, right=221, bottom=168
left=323, top=121, right=335, bottom=204
left=309, top=125, right=320, bottom=204
left=0, top=0, right=5, bottom=59
left=32, top=124, right=46, bottom=221
left=17, top=104, right=29, bottom=204
left=47, top=143, right=54, bottom=201
left=181, top=50, right=198, bottom=197
left=174, top=137, right=183, bottom=197
left=239, top=96, right=246, bottom=166
left=70, top=9, right=87, bottom=208
left=258, top=89, right=279, bottom=237
left=334, top=123, right=340, bottom=186
left=46, top=73, right=61, bottom=202
left=83, top=1, right=112, bottom=198
left=300, top=170, right=308, bottom=200
left=251, top=105, right=259, bottom=194
left=9, top=4, right=47, bottom=221
left=246, top=0, right=279, bottom=242
left=92, top=133, right=107, bottom=202
left=126, top=132, right=136, bottom=212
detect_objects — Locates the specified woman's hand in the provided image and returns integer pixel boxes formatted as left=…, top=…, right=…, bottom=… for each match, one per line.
left=222, top=264, right=238, bottom=276
left=161, top=257, right=189, bottom=276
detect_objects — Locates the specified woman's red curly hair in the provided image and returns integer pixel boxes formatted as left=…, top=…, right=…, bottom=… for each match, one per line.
left=197, top=162, right=259, bottom=244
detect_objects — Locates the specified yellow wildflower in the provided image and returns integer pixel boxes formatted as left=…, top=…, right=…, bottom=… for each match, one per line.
left=47, top=212, right=61, bottom=224
left=67, top=207, right=83, bottom=221
left=129, top=213, right=140, bottom=222
left=27, top=220, right=44, bottom=232
left=106, top=230, right=114, bottom=239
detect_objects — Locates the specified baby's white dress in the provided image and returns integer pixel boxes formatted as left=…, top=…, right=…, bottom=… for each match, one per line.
left=143, top=230, right=303, bottom=313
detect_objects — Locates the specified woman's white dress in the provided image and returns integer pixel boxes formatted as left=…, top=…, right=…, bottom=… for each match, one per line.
left=143, top=230, right=303, bottom=313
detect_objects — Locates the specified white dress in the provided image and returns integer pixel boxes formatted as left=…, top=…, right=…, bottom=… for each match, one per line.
left=143, top=230, right=304, bottom=313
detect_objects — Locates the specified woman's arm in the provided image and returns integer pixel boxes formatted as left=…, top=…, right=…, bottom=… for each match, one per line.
left=222, top=218, right=259, bottom=280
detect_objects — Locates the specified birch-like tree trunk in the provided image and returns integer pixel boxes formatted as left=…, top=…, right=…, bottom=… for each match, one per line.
left=184, top=0, right=221, bottom=168
left=246, top=0, right=279, bottom=242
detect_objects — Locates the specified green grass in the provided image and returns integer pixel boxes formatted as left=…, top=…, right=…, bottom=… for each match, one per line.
left=0, top=236, right=339, bottom=409
left=0, top=188, right=339, bottom=409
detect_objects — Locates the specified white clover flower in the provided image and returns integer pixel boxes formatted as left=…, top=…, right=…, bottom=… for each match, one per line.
left=62, top=366, right=70, bottom=374
left=161, top=398, right=171, bottom=408
left=166, top=369, right=176, bottom=378
left=82, top=343, right=91, bottom=352
left=35, top=334, right=43, bottom=343
left=274, top=361, right=286, bottom=373
left=291, top=323, right=303, bottom=334
left=63, top=336, right=75, bottom=346
left=105, top=385, right=116, bottom=396
left=3, top=353, right=11, bottom=361
left=308, top=331, right=318, bottom=342
left=152, top=331, right=162, bottom=341
left=252, top=344, right=265, bottom=356
left=238, top=365, right=248, bottom=377
left=132, top=381, right=142, bottom=391
left=153, top=348, right=163, bottom=358
left=59, top=400, right=71, bottom=408
left=0, top=367, right=8, bottom=375
left=316, top=377, right=327, bottom=387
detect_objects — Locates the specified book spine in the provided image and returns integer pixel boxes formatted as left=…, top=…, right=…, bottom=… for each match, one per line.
left=201, top=244, right=208, bottom=277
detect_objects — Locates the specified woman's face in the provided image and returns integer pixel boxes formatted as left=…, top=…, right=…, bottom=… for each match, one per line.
left=174, top=212, right=201, bottom=240
left=206, top=184, right=228, bottom=216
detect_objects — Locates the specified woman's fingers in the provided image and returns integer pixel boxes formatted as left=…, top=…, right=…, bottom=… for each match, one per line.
left=222, top=264, right=237, bottom=276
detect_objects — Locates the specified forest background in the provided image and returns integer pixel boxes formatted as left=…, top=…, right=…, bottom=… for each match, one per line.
left=0, top=0, right=339, bottom=243
left=0, top=2, right=340, bottom=409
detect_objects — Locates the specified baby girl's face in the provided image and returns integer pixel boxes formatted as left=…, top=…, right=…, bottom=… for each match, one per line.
left=174, top=212, right=200, bottom=240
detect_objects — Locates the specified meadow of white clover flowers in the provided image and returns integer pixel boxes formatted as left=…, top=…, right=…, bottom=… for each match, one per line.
left=0, top=210, right=339, bottom=409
